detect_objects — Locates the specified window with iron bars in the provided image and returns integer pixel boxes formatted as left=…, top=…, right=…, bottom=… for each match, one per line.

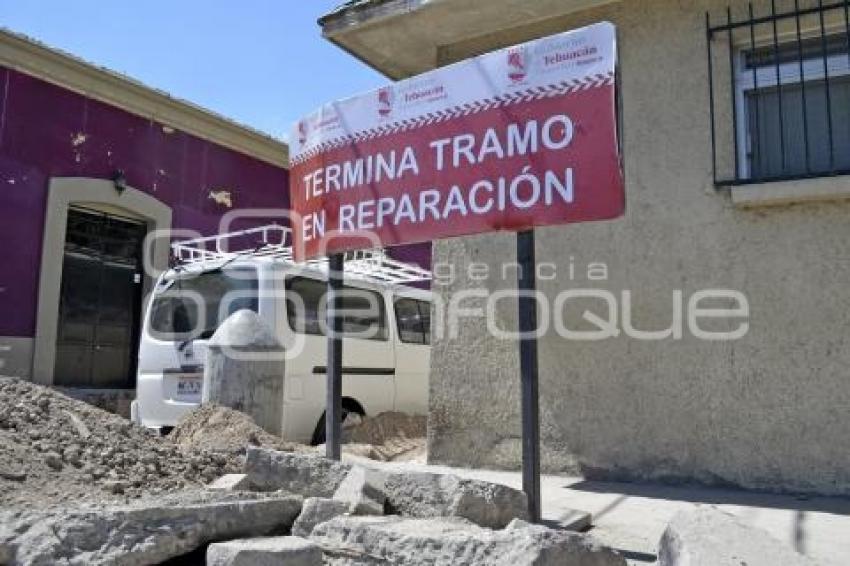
left=707, top=1, right=850, bottom=185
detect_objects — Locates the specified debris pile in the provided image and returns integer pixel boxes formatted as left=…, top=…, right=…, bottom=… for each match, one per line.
left=335, top=411, right=428, bottom=462
left=169, top=403, right=306, bottom=455
left=0, top=376, right=240, bottom=506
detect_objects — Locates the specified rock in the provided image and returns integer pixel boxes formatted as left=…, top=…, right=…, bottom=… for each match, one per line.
left=333, top=466, right=386, bottom=515
left=207, top=473, right=251, bottom=491
left=206, top=536, right=322, bottom=566
left=310, top=515, right=626, bottom=565
left=292, top=497, right=351, bottom=537
left=0, top=469, right=26, bottom=482
left=44, top=452, right=63, bottom=471
left=63, top=447, right=82, bottom=467
left=63, top=410, right=91, bottom=440
left=657, top=507, right=817, bottom=566
left=102, top=480, right=127, bottom=494
left=382, top=470, right=528, bottom=528
left=0, top=494, right=303, bottom=565
left=245, top=447, right=350, bottom=496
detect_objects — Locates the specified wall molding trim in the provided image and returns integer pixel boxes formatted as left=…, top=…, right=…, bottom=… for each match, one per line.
left=32, top=177, right=172, bottom=385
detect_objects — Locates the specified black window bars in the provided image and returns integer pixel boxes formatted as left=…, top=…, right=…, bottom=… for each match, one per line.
left=707, top=1, right=850, bottom=186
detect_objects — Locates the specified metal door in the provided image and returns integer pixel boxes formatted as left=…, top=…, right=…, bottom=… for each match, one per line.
left=54, top=206, right=147, bottom=388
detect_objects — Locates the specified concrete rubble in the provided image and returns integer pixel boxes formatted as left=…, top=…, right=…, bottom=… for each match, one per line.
left=246, top=448, right=529, bottom=529
left=333, top=465, right=387, bottom=515
left=1, top=376, right=815, bottom=565
left=291, top=497, right=352, bottom=537
left=207, top=536, right=322, bottom=566
left=207, top=473, right=252, bottom=491
left=0, top=492, right=303, bottom=565
left=382, top=469, right=529, bottom=528
left=245, top=447, right=352, bottom=495
left=310, top=515, right=627, bottom=565
left=657, top=507, right=819, bottom=566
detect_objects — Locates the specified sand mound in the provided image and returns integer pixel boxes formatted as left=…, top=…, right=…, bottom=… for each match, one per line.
left=343, top=411, right=426, bottom=445
left=169, top=404, right=307, bottom=455
left=313, top=412, right=428, bottom=462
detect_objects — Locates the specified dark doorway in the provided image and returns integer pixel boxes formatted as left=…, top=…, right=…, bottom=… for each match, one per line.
left=54, top=206, right=147, bottom=388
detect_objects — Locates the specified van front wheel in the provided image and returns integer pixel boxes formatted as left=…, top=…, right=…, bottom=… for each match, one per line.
left=310, top=401, right=365, bottom=446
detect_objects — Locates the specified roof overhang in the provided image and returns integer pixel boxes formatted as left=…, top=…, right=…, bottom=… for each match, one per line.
left=0, top=28, right=289, bottom=168
left=320, top=0, right=620, bottom=79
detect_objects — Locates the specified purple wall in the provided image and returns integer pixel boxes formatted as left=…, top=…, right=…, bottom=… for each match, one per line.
left=0, top=66, right=291, bottom=338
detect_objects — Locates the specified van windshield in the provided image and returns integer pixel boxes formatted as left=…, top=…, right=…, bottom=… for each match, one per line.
left=149, top=266, right=258, bottom=341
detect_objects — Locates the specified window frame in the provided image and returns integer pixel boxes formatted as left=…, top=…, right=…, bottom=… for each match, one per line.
left=734, top=35, right=850, bottom=181
left=394, top=297, right=431, bottom=345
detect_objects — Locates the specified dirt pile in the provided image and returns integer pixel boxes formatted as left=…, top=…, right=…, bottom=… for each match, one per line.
left=0, top=376, right=240, bottom=507
left=169, top=403, right=307, bottom=455
left=169, top=406, right=426, bottom=463
left=343, top=411, right=426, bottom=445
left=335, top=412, right=427, bottom=462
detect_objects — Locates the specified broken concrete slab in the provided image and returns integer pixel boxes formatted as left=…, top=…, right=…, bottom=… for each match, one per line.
left=207, top=473, right=251, bottom=491
left=657, top=507, right=817, bottom=566
left=333, top=466, right=386, bottom=515
left=0, top=493, right=303, bottom=565
left=206, top=536, right=322, bottom=566
left=292, top=497, right=352, bottom=538
left=311, top=515, right=626, bottom=565
left=382, top=470, right=529, bottom=528
left=245, top=447, right=351, bottom=495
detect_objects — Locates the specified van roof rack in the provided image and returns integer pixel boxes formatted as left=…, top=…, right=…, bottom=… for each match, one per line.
left=170, top=224, right=431, bottom=285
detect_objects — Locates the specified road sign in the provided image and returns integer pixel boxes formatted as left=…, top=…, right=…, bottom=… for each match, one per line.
left=290, top=21, right=623, bottom=261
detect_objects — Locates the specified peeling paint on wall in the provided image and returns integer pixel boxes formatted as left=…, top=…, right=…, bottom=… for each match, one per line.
left=208, top=189, right=233, bottom=208
left=70, top=132, right=87, bottom=147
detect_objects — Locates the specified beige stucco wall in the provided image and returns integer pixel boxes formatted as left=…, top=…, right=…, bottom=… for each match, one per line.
left=426, top=0, right=850, bottom=495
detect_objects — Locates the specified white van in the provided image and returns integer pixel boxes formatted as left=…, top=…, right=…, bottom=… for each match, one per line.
left=131, top=226, right=431, bottom=444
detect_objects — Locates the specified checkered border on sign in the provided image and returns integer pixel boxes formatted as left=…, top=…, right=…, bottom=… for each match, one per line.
left=290, top=71, right=615, bottom=165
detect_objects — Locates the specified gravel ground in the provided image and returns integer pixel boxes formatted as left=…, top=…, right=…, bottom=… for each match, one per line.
left=0, top=376, right=241, bottom=508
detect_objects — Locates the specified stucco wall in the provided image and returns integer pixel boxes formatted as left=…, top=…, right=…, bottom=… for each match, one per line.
left=428, top=0, right=850, bottom=495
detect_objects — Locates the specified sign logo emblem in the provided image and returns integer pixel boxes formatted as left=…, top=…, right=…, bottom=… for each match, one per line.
left=507, top=46, right=529, bottom=84
left=377, top=87, right=394, bottom=118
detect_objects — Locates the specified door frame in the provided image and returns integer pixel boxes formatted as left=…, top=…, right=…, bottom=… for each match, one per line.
left=32, top=177, right=172, bottom=385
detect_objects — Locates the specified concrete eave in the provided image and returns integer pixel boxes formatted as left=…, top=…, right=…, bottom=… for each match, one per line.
left=0, top=28, right=288, bottom=168
left=320, top=0, right=621, bottom=79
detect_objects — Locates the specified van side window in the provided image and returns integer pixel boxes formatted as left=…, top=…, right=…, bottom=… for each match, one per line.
left=395, top=298, right=431, bottom=345
left=285, top=277, right=324, bottom=335
left=285, top=277, right=388, bottom=341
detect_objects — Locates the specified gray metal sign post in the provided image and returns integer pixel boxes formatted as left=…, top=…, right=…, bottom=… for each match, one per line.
left=516, top=229, right=541, bottom=523
left=326, top=252, right=344, bottom=460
